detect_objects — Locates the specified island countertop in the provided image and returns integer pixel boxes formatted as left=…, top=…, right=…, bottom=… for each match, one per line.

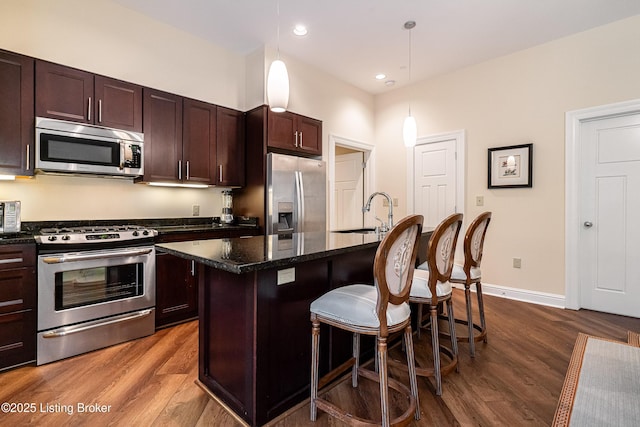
left=155, top=231, right=394, bottom=274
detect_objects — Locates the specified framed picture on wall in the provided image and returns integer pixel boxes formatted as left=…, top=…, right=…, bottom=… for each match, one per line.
left=488, top=143, right=533, bottom=188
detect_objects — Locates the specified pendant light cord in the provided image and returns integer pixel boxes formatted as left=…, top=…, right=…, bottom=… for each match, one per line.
left=276, top=0, right=281, bottom=59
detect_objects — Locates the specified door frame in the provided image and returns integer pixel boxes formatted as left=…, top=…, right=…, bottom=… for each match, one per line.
left=406, top=129, right=466, bottom=215
left=565, top=98, right=640, bottom=310
left=328, top=134, right=375, bottom=231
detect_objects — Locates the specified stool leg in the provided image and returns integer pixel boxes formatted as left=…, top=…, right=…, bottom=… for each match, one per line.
left=417, top=303, right=423, bottom=339
left=310, top=320, right=320, bottom=421
left=377, top=336, right=390, bottom=427
left=430, top=304, right=442, bottom=395
left=353, top=332, right=360, bottom=387
left=403, top=325, right=421, bottom=421
left=465, top=283, right=476, bottom=357
left=447, top=298, right=460, bottom=373
left=476, top=281, right=487, bottom=343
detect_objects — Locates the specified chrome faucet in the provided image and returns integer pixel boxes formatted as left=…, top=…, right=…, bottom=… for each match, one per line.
left=362, top=192, right=394, bottom=232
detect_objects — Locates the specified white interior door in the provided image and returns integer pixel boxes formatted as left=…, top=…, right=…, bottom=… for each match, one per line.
left=333, top=151, right=364, bottom=230
left=579, top=113, right=640, bottom=317
left=414, top=139, right=457, bottom=228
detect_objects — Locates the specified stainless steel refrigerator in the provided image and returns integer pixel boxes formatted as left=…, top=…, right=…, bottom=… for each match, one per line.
left=266, top=153, right=326, bottom=235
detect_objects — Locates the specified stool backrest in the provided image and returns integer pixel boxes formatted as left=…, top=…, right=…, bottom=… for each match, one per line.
left=463, top=212, right=492, bottom=272
left=374, top=214, right=423, bottom=336
left=427, top=213, right=463, bottom=303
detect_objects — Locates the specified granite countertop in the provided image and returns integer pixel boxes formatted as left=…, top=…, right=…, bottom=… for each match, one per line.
left=156, top=231, right=386, bottom=274
left=0, top=232, right=35, bottom=245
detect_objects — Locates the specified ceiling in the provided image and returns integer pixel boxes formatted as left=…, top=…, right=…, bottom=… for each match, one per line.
left=112, top=0, right=640, bottom=94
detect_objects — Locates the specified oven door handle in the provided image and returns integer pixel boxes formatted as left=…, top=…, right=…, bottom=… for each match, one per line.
left=41, top=248, right=153, bottom=264
left=41, top=309, right=153, bottom=338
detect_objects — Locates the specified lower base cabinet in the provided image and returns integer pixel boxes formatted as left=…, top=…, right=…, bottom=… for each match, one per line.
left=155, top=251, right=198, bottom=329
left=0, top=244, right=36, bottom=371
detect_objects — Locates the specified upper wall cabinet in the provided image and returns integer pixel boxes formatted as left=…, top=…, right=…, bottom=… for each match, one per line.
left=0, top=50, right=34, bottom=176
left=267, top=110, right=322, bottom=156
left=216, top=107, right=245, bottom=187
left=141, top=88, right=183, bottom=183
left=183, top=98, right=217, bottom=184
left=35, top=60, right=142, bottom=132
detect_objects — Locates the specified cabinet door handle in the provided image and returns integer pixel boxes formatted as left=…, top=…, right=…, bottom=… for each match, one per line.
left=26, top=144, right=30, bottom=171
left=178, top=160, right=183, bottom=180
left=300, top=131, right=303, bottom=148
left=294, top=131, right=299, bottom=147
left=98, top=99, right=102, bottom=123
left=219, top=165, right=223, bottom=182
left=186, top=160, right=190, bottom=180
left=191, top=260, right=196, bottom=276
left=87, top=97, right=92, bottom=121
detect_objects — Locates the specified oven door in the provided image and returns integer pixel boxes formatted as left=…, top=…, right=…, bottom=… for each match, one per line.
left=37, top=246, right=156, bottom=331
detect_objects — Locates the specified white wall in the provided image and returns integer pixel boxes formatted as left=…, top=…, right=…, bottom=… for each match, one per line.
left=375, top=15, right=640, bottom=296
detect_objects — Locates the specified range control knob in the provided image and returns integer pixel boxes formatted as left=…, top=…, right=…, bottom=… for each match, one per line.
left=132, top=231, right=139, bottom=237
left=142, top=230, right=149, bottom=236
left=48, top=236, right=57, bottom=241
left=62, top=235, right=71, bottom=241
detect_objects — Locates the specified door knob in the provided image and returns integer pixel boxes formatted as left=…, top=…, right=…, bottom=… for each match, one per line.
left=584, top=221, right=593, bottom=228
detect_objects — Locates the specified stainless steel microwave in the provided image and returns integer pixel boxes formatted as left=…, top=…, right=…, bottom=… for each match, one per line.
left=35, top=117, right=144, bottom=177
left=0, top=201, right=21, bottom=234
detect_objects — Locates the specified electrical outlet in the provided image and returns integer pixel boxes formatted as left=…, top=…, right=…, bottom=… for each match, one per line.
left=513, top=257, right=521, bottom=268
left=393, top=198, right=398, bottom=207
left=382, top=198, right=399, bottom=207
left=476, top=196, right=484, bottom=206
left=192, top=205, right=200, bottom=216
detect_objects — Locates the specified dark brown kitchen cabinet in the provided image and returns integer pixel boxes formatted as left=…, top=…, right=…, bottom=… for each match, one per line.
left=267, top=109, right=322, bottom=156
left=0, top=243, right=36, bottom=371
left=183, top=98, right=217, bottom=184
left=35, top=60, right=142, bottom=132
left=155, top=251, right=198, bottom=328
left=0, top=50, right=34, bottom=176
left=216, top=107, right=245, bottom=186
left=141, top=88, right=183, bottom=183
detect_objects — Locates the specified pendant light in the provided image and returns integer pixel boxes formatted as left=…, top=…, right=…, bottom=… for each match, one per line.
left=267, top=0, right=289, bottom=113
left=403, top=21, right=417, bottom=147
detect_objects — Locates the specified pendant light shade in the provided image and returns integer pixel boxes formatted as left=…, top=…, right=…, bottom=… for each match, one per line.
left=267, top=59, right=289, bottom=113
left=403, top=114, right=417, bottom=147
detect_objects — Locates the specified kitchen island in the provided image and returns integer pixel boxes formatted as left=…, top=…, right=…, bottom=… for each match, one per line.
left=156, top=230, right=432, bottom=426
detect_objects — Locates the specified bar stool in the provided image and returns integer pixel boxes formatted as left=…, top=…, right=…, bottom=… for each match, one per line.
left=410, top=213, right=463, bottom=396
left=310, top=214, right=423, bottom=427
left=450, top=211, right=491, bottom=357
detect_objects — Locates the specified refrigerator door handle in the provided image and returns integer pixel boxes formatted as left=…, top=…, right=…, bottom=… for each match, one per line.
left=295, top=170, right=305, bottom=232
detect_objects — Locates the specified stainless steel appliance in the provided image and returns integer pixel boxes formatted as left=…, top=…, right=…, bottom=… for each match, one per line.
left=0, top=201, right=21, bottom=234
left=35, top=225, right=157, bottom=365
left=35, top=116, right=144, bottom=177
left=266, top=153, right=326, bottom=234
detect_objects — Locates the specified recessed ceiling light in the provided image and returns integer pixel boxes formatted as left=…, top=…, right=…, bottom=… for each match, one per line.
left=293, top=24, right=307, bottom=36
left=375, top=73, right=386, bottom=80
left=385, top=80, right=396, bottom=87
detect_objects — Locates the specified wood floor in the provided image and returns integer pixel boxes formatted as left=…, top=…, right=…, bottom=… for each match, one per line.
left=1, top=290, right=638, bottom=426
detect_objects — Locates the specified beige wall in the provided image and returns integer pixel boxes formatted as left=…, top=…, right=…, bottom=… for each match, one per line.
left=0, top=0, right=375, bottom=221
left=375, top=15, right=640, bottom=295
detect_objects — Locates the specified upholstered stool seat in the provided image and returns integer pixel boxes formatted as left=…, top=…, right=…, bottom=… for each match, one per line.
left=310, top=215, right=424, bottom=427
left=310, top=284, right=411, bottom=330
left=449, top=211, right=491, bottom=358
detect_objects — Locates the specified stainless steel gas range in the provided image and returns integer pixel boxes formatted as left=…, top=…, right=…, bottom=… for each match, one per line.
left=34, top=224, right=157, bottom=365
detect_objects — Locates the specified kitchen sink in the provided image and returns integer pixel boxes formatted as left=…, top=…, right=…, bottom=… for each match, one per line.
left=333, top=228, right=378, bottom=234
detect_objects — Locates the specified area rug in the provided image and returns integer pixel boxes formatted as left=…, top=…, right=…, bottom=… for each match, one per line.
left=552, top=333, right=640, bottom=426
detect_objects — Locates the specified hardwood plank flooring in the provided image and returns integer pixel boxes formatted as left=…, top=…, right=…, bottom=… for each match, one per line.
left=1, top=290, right=638, bottom=426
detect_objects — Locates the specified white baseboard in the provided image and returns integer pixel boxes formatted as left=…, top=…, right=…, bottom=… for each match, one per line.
left=452, top=283, right=566, bottom=309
